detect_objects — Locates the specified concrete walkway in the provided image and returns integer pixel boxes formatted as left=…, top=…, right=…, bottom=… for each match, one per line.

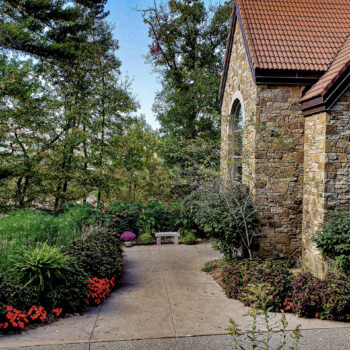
left=1, top=243, right=349, bottom=349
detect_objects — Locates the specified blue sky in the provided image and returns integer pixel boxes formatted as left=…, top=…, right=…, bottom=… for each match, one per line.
left=105, top=0, right=219, bottom=129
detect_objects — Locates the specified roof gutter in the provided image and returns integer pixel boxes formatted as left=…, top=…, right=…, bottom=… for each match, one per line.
left=301, top=66, right=350, bottom=116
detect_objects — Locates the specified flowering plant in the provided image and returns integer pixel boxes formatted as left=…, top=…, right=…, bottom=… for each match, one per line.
left=87, top=277, right=115, bottom=305
left=120, top=231, right=136, bottom=241
left=0, top=305, right=50, bottom=331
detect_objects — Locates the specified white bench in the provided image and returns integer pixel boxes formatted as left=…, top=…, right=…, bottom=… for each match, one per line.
left=155, top=232, right=180, bottom=245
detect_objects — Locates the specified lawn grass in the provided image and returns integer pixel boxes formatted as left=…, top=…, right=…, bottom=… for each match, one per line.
left=0, top=204, right=94, bottom=275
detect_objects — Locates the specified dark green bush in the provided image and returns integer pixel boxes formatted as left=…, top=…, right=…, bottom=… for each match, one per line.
left=109, top=200, right=143, bottom=235
left=0, top=280, right=40, bottom=311
left=1, top=245, right=89, bottom=313
left=221, top=259, right=292, bottom=311
left=141, top=200, right=181, bottom=232
left=65, top=231, right=124, bottom=281
left=312, top=209, right=350, bottom=272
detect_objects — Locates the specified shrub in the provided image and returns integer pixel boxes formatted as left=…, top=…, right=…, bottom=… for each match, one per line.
left=43, top=260, right=89, bottom=313
left=183, top=181, right=256, bottom=259
left=7, top=243, right=72, bottom=292
left=287, top=272, right=350, bottom=320
left=140, top=200, right=181, bottom=232
left=2, top=244, right=89, bottom=313
left=0, top=280, right=40, bottom=311
left=109, top=200, right=143, bottom=235
left=312, top=209, right=350, bottom=272
left=183, top=232, right=195, bottom=245
left=139, top=233, right=153, bottom=245
left=65, top=231, right=124, bottom=281
left=221, top=259, right=291, bottom=311
left=120, top=231, right=136, bottom=241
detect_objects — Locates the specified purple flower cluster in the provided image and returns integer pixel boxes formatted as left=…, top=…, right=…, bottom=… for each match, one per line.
left=120, top=231, right=136, bottom=242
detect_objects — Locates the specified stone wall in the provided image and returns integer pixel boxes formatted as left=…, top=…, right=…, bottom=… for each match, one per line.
left=254, top=85, right=305, bottom=258
left=221, top=20, right=305, bottom=259
left=302, top=112, right=328, bottom=276
left=324, top=89, right=350, bottom=209
left=302, top=88, right=350, bottom=277
left=220, top=20, right=257, bottom=183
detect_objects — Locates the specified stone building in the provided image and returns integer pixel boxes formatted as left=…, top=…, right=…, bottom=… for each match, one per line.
left=219, top=0, right=350, bottom=277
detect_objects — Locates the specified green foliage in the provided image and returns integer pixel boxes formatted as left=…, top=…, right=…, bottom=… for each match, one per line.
left=221, top=259, right=292, bottom=311
left=108, top=119, right=179, bottom=203
left=183, top=232, right=195, bottom=245
left=1, top=243, right=89, bottom=313
left=109, top=200, right=143, bottom=235
left=7, top=243, right=72, bottom=292
left=0, top=0, right=109, bottom=61
left=139, top=233, right=154, bottom=245
left=0, top=205, right=94, bottom=276
left=184, top=181, right=256, bottom=259
left=139, top=200, right=181, bottom=232
left=227, top=286, right=302, bottom=350
left=0, top=6, right=137, bottom=210
left=312, top=209, right=350, bottom=272
left=65, top=231, right=124, bottom=280
left=201, top=260, right=220, bottom=273
left=141, top=0, right=232, bottom=139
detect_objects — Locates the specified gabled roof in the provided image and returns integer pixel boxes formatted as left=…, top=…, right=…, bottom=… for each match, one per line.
left=301, top=35, right=350, bottom=104
left=238, top=0, right=350, bottom=72
left=220, top=0, right=350, bottom=105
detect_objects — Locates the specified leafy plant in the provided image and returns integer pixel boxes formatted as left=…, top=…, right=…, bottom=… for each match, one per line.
left=221, top=259, right=292, bottom=311
left=202, top=260, right=220, bottom=273
left=8, top=243, right=72, bottom=292
left=287, top=272, right=350, bottom=320
left=183, top=181, right=256, bottom=259
left=139, top=233, right=153, bottom=245
left=2, top=244, right=89, bottom=313
left=138, top=200, right=181, bottom=233
left=312, top=209, right=350, bottom=272
left=183, top=232, right=195, bottom=245
left=227, top=286, right=302, bottom=350
left=109, top=201, right=143, bottom=235
left=65, top=231, right=124, bottom=280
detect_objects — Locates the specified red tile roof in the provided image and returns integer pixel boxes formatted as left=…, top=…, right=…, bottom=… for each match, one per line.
left=237, top=0, right=350, bottom=72
left=300, top=35, right=350, bottom=102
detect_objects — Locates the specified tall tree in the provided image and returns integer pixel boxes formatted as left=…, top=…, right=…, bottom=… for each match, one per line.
left=0, top=2, right=137, bottom=210
left=0, top=0, right=109, bottom=61
left=140, top=0, right=232, bottom=140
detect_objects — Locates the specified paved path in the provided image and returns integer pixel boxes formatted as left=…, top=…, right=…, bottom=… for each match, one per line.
left=1, top=243, right=349, bottom=349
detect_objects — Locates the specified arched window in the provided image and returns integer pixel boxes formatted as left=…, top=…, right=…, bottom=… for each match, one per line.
left=229, top=101, right=243, bottom=181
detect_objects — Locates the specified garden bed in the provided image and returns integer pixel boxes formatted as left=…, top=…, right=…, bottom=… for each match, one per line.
left=0, top=205, right=124, bottom=333
left=203, top=259, right=350, bottom=322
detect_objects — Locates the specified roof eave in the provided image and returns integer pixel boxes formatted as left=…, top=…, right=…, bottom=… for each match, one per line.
left=301, top=67, right=350, bottom=116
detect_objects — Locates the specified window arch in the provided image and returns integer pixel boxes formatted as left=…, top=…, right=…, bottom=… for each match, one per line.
left=228, top=97, right=244, bottom=181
